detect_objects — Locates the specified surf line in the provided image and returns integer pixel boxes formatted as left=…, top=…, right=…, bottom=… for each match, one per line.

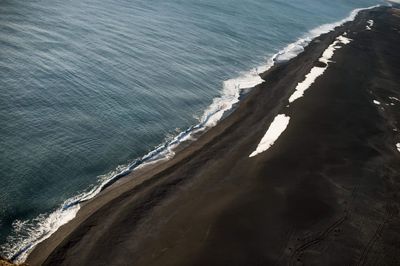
left=249, top=34, right=353, bottom=158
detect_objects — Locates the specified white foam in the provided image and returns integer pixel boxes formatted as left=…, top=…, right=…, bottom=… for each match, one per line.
left=200, top=63, right=272, bottom=128
left=389, top=96, right=400, bottom=101
left=1, top=4, right=381, bottom=263
left=274, top=41, right=308, bottom=62
left=396, top=143, right=400, bottom=152
left=373, top=100, right=381, bottom=105
left=249, top=114, right=290, bottom=157
left=288, top=67, right=326, bottom=103
left=337, top=35, right=352, bottom=44
left=289, top=34, right=352, bottom=103
left=1, top=203, right=79, bottom=263
left=274, top=5, right=378, bottom=63
left=366, top=19, right=374, bottom=30
left=320, top=45, right=336, bottom=64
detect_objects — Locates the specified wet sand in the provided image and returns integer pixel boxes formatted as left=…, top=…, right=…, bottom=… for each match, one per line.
left=27, top=6, right=400, bottom=265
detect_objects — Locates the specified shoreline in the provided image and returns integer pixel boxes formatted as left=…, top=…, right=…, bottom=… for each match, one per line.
left=8, top=4, right=400, bottom=265
left=28, top=6, right=391, bottom=265
left=2, top=4, right=381, bottom=262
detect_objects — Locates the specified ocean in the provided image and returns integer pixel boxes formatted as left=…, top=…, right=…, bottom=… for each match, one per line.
left=0, top=0, right=384, bottom=261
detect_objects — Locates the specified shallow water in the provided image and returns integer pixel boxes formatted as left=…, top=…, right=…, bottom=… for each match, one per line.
left=0, top=0, right=382, bottom=261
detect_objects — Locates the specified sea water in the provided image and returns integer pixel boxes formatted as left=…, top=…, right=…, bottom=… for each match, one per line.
left=0, top=0, right=383, bottom=261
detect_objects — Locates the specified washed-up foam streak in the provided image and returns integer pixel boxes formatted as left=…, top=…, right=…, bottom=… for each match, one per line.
left=366, top=19, right=374, bottom=30
left=249, top=114, right=290, bottom=157
left=2, top=4, right=381, bottom=263
left=288, top=67, right=326, bottom=103
left=288, top=34, right=352, bottom=103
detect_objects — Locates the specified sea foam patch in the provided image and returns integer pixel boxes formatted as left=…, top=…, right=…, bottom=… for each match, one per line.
left=366, top=19, right=374, bottom=30
left=1, top=203, right=80, bottom=262
left=249, top=114, right=290, bottom=157
left=288, top=35, right=352, bottom=103
left=288, top=67, right=326, bottom=103
left=396, top=143, right=400, bottom=152
left=373, top=100, right=381, bottom=105
left=200, top=66, right=270, bottom=128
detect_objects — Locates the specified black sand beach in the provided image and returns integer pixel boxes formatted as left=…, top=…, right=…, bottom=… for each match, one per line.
left=27, top=6, right=400, bottom=265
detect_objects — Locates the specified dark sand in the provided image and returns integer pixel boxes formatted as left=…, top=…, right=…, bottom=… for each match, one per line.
left=27, top=6, right=400, bottom=266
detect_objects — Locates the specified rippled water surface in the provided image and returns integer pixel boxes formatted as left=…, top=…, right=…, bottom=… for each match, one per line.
left=0, top=0, right=382, bottom=260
